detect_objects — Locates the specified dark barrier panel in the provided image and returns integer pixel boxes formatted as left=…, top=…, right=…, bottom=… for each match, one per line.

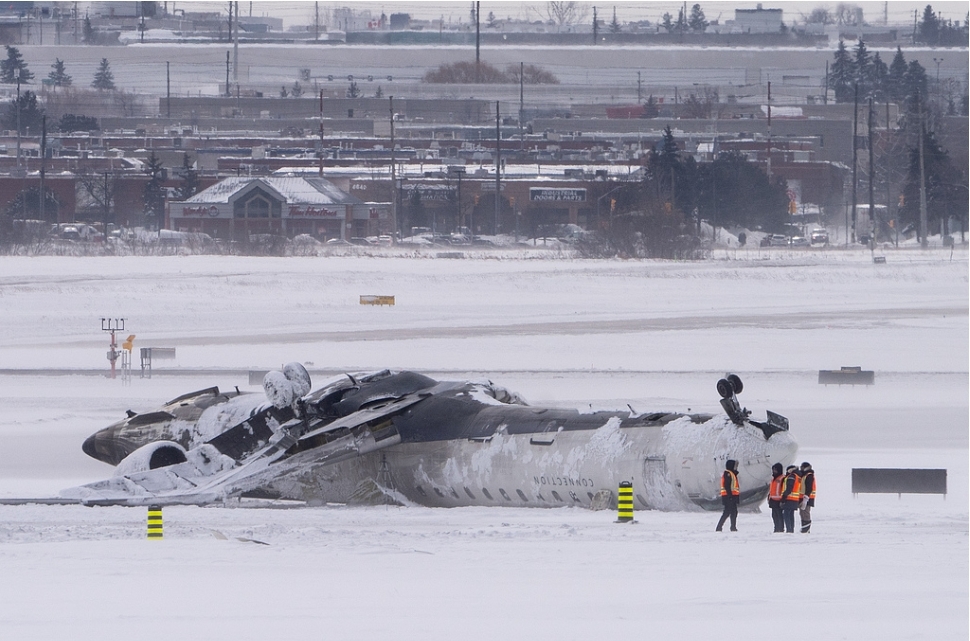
left=852, top=468, right=947, bottom=496
left=819, top=367, right=875, bottom=385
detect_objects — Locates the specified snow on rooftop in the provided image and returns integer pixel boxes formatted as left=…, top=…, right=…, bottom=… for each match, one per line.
left=181, top=176, right=362, bottom=205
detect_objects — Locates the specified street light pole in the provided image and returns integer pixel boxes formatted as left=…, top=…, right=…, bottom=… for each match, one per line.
left=15, top=68, right=21, bottom=169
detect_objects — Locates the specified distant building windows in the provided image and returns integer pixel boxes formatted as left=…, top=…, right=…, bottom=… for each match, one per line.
left=233, top=187, right=281, bottom=218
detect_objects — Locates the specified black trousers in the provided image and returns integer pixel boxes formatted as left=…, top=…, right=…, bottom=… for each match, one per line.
left=716, top=496, right=739, bottom=531
left=770, top=504, right=784, bottom=532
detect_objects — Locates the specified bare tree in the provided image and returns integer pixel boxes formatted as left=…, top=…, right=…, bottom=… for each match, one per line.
left=538, top=2, right=589, bottom=27
left=802, top=7, right=835, bottom=25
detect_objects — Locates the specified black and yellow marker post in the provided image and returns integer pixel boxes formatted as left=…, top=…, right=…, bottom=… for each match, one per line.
left=147, top=505, right=163, bottom=539
left=615, top=481, right=635, bottom=523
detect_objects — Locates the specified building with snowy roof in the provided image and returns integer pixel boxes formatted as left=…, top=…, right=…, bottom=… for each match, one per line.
left=166, top=176, right=390, bottom=241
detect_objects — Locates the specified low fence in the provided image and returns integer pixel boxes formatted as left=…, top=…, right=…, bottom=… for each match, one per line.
left=851, top=468, right=947, bottom=497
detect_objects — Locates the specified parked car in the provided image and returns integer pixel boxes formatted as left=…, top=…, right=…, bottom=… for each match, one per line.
left=788, top=236, right=810, bottom=247
left=760, top=234, right=789, bottom=247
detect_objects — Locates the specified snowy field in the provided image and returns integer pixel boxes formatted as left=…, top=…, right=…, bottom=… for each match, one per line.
left=0, top=249, right=967, bottom=640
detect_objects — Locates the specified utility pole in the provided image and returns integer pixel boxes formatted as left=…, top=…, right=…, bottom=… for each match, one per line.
left=233, top=1, right=239, bottom=84
left=495, top=100, right=501, bottom=235
left=166, top=61, right=171, bottom=118
left=867, top=97, right=875, bottom=248
left=318, top=89, right=324, bottom=177
left=851, top=83, right=859, bottom=244
left=592, top=6, right=598, bottom=44
left=766, top=80, right=771, bottom=179
left=824, top=61, right=829, bottom=105
left=637, top=71, right=642, bottom=104
left=314, top=1, right=319, bottom=40
left=519, top=62, right=524, bottom=151
left=39, top=115, right=45, bottom=223
left=475, top=1, right=480, bottom=83
left=225, top=51, right=230, bottom=97
left=15, top=68, right=20, bottom=169
left=917, top=94, right=928, bottom=249
left=390, top=95, right=397, bottom=240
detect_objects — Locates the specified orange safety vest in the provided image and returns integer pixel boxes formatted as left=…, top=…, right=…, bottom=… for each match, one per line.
left=720, top=470, right=739, bottom=497
left=784, top=472, right=802, bottom=502
left=768, top=475, right=784, bottom=502
left=803, top=472, right=816, bottom=500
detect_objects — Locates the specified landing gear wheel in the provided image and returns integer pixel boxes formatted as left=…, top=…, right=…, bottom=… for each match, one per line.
left=716, top=378, right=734, bottom=399
left=726, top=374, right=743, bottom=395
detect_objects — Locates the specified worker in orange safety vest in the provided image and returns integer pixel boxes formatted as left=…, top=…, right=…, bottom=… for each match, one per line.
left=715, top=459, right=740, bottom=532
left=799, top=461, right=816, bottom=533
left=780, top=465, right=802, bottom=533
left=767, top=463, right=785, bottom=533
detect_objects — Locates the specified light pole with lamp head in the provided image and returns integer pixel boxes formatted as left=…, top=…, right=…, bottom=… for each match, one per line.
left=932, top=57, right=943, bottom=105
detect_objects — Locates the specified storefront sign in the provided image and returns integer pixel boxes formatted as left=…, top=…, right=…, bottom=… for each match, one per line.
left=530, top=188, right=587, bottom=202
left=182, top=205, right=222, bottom=217
left=288, top=205, right=340, bottom=218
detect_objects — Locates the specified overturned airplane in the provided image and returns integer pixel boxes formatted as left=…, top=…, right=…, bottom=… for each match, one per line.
left=66, top=366, right=797, bottom=511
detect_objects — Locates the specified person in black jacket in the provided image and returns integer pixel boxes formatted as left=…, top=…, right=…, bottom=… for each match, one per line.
left=780, top=465, right=800, bottom=533
left=715, top=459, right=740, bottom=532
left=799, top=461, right=816, bottom=533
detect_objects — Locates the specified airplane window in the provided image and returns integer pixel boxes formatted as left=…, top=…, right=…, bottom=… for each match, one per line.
left=537, top=493, right=547, bottom=502
left=551, top=491, right=563, bottom=502
left=464, top=487, right=475, bottom=499
left=481, top=488, right=493, bottom=500
left=499, top=489, right=511, bottom=501
left=587, top=492, right=595, bottom=501
left=434, top=487, right=444, bottom=498
left=569, top=491, right=581, bottom=503
left=450, top=488, right=459, bottom=499
left=516, top=489, right=528, bottom=502
left=637, top=493, right=649, bottom=508
left=416, top=486, right=427, bottom=497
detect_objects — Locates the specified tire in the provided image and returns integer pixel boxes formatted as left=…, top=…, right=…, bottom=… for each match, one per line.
left=716, top=378, right=734, bottom=399
left=726, top=374, right=743, bottom=395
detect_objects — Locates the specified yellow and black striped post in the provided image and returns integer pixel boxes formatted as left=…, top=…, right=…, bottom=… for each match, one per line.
left=147, top=505, right=163, bottom=539
left=616, top=481, right=634, bottom=523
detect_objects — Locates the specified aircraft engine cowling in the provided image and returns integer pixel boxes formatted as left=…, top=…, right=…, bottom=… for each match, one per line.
left=263, top=362, right=312, bottom=409
left=113, top=441, right=188, bottom=477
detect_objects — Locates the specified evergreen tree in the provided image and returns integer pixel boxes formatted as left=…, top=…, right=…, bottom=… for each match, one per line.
left=688, top=4, right=708, bottom=32
left=48, top=58, right=72, bottom=87
left=91, top=58, right=115, bottom=91
left=1, top=46, right=33, bottom=84
left=176, top=153, right=200, bottom=201
left=916, top=4, right=940, bottom=44
left=609, top=7, right=621, bottom=33
left=675, top=7, right=687, bottom=33
left=853, top=39, right=872, bottom=95
left=142, top=151, right=166, bottom=230
left=1, top=90, right=44, bottom=134
left=346, top=81, right=361, bottom=98
left=642, top=95, right=659, bottom=118
left=903, top=60, right=929, bottom=114
left=887, top=47, right=908, bottom=104
left=374, top=85, right=383, bottom=99
left=901, top=128, right=968, bottom=235
left=82, top=15, right=96, bottom=44
left=828, top=40, right=855, bottom=103
left=870, top=52, right=888, bottom=100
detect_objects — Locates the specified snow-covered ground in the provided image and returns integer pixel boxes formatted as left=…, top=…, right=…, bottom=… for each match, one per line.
left=0, top=249, right=966, bottom=640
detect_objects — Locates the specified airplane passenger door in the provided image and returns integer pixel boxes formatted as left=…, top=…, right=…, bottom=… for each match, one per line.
left=641, top=455, right=667, bottom=509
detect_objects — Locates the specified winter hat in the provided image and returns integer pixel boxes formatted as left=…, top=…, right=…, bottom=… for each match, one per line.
left=786, top=465, right=797, bottom=473
left=772, top=463, right=783, bottom=474
left=800, top=461, right=812, bottom=470
left=726, top=459, right=738, bottom=471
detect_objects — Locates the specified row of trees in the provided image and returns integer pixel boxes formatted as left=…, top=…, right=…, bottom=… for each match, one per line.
left=424, top=61, right=559, bottom=84
left=1, top=46, right=116, bottom=91
left=594, top=127, right=789, bottom=258
left=827, top=41, right=933, bottom=106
